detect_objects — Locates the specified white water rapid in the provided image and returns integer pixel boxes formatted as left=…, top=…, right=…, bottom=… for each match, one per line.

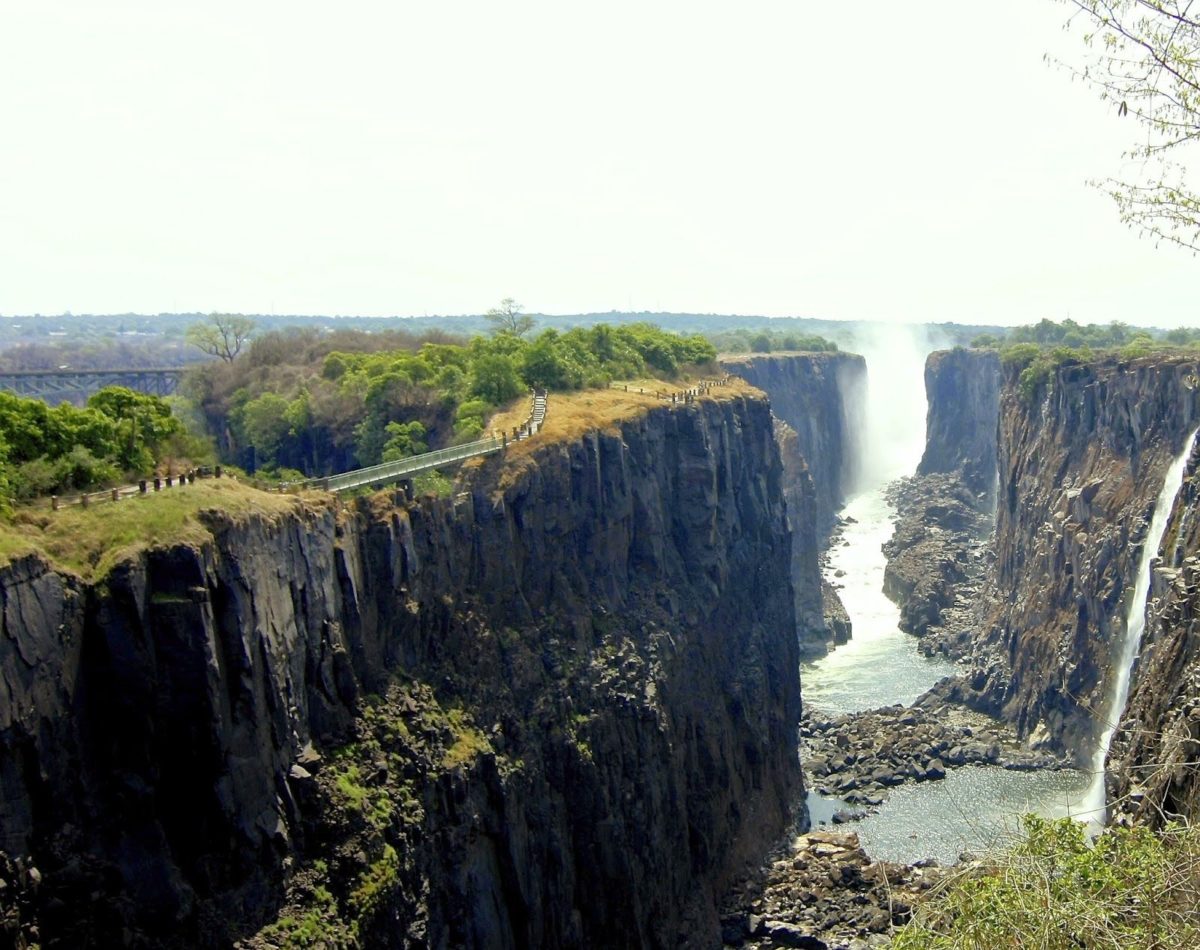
left=1081, top=427, right=1200, bottom=828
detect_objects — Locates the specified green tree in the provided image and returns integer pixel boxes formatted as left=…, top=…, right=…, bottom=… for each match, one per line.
left=1056, top=1, right=1200, bottom=251
left=186, top=313, right=257, bottom=362
left=484, top=298, right=535, bottom=338
left=88, top=386, right=181, bottom=468
left=381, top=421, right=427, bottom=461
left=521, top=330, right=585, bottom=390
left=241, top=392, right=292, bottom=465
left=469, top=353, right=524, bottom=405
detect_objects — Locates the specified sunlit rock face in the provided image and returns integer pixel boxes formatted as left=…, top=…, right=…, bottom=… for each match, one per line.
left=918, top=347, right=1001, bottom=501
left=938, top=355, right=1200, bottom=765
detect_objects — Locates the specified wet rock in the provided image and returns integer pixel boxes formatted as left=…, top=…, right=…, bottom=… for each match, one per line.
left=801, top=701, right=1065, bottom=799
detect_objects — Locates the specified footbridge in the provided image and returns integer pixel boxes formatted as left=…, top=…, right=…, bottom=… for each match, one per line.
left=301, top=390, right=548, bottom=494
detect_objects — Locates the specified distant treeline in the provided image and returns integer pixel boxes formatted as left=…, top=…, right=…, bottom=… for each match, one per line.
left=186, top=322, right=716, bottom=479
left=0, top=311, right=1003, bottom=371
left=707, top=328, right=839, bottom=354
left=972, top=317, right=1200, bottom=350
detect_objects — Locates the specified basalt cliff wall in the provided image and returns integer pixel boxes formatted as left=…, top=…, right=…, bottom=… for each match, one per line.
left=719, top=353, right=866, bottom=535
left=942, top=355, right=1200, bottom=763
left=917, top=348, right=1001, bottom=500
left=0, top=392, right=802, bottom=948
left=719, top=353, right=865, bottom=655
left=883, top=348, right=999, bottom=651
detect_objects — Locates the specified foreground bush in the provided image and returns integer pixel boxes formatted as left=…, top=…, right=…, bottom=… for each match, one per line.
left=892, top=816, right=1200, bottom=949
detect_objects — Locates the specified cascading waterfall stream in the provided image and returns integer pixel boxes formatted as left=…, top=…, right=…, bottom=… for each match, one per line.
left=1082, top=427, right=1200, bottom=828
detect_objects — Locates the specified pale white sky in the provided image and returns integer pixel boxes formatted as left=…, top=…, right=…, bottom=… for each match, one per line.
left=1, top=1, right=1196, bottom=327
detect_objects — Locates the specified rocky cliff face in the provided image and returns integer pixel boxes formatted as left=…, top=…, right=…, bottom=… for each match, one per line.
left=773, top=420, right=848, bottom=655
left=942, top=355, right=1200, bottom=762
left=720, top=353, right=865, bottom=656
left=917, top=348, right=1001, bottom=501
left=875, top=349, right=998, bottom=653
left=1109, top=433, right=1200, bottom=825
left=0, top=393, right=802, bottom=948
left=719, top=354, right=866, bottom=535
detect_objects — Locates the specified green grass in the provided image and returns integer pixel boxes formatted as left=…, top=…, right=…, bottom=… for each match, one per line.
left=348, top=845, right=400, bottom=919
left=0, top=479, right=319, bottom=580
left=892, top=816, right=1200, bottom=949
left=441, top=707, right=492, bottom=768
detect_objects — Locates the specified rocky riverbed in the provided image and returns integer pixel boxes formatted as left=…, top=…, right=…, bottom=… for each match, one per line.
left=716, top=697, right=1067, bottom=948
left=719, top=830, right=944, bottom=950
left=881, top=474, right=993, bottom=660
left=802, top=702, right=1065, bottom=812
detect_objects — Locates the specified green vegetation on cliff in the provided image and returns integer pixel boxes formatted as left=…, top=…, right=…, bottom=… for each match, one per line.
left=982, top=319, right=1200, bottom=403
left=188, top=320, right=716, bottom=477
left=893, top=817, right=1200, bottom=949
left=0, top=385, right=211, bottom=505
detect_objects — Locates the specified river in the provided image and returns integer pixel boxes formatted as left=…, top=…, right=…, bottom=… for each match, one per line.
left=800, top=483, right=1092, bottom=864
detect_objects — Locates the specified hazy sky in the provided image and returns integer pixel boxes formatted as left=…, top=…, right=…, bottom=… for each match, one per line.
left=2, top=1, right=1196, bottom=327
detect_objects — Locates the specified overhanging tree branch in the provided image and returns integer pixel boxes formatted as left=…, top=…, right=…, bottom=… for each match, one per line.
left=1058, top=0, right=1200, bottom=251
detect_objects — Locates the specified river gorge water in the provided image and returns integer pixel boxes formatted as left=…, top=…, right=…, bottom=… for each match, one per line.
left=803, top=484, right=1092, bottom=864
left=797, top=336, right=1098, bottom=865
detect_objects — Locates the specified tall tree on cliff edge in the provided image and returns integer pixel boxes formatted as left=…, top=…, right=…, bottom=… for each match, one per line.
left=1058, top=1, right=1200, bottom=251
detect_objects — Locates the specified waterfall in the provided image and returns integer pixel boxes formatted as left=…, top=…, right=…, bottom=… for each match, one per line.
left=1081, top=427, right=1199, bottom=828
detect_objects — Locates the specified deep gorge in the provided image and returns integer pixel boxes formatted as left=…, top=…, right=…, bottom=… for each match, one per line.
left=4, top=344, right=1200, bottom=947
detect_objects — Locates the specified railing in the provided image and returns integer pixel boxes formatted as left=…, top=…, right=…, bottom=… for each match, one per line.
left=610, top=374, right=733, bottom=402
left=297, top=388, right=549, bottom=495
left=318, top=435, right=506, bottom=492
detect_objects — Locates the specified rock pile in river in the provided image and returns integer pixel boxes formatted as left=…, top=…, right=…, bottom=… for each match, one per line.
left=881, top=473, right=993, bottom=660
left=801, top=702, right=1064, bottom=801
left=720, top=830, right=945, bottom=950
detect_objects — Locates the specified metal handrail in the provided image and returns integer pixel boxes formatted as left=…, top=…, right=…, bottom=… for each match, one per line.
left=319, top=435, right=504, bottom=492
left=294, top=389, right=549, bottom=495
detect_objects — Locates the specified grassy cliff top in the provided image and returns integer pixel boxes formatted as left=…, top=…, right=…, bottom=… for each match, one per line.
left=0, top=379, right=761, bottom=580
left=474, top=377, right=761, bottom=491
left=485, top=376, right=760, bottom=455
left=717, top=349, right=860, bottom=362
left=0, top=479, right=320, bottom=581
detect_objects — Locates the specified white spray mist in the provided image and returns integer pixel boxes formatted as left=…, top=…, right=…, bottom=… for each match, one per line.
left=844, top=322, right=946, bottom=494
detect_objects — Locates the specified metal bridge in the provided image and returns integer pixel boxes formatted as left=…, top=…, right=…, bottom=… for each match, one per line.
left=0, top=368, right=186, bottom=401
left=304, top=390, right=548, bottom=494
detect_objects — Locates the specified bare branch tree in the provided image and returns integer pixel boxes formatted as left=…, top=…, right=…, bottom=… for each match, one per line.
left=1056, top=0, right=1200, bottom=251
left=185, top=313, right=256, bottom=362
left=484, top=298, right=535, bottom=338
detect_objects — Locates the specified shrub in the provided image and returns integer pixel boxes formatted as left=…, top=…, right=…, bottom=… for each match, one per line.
left=893, top=816, right=1200, bottom=949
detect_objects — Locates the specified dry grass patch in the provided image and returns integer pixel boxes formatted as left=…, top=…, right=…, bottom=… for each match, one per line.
left=0, top=479, right=320, bottom=580
left=486, top=377, right=757, bottom=458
